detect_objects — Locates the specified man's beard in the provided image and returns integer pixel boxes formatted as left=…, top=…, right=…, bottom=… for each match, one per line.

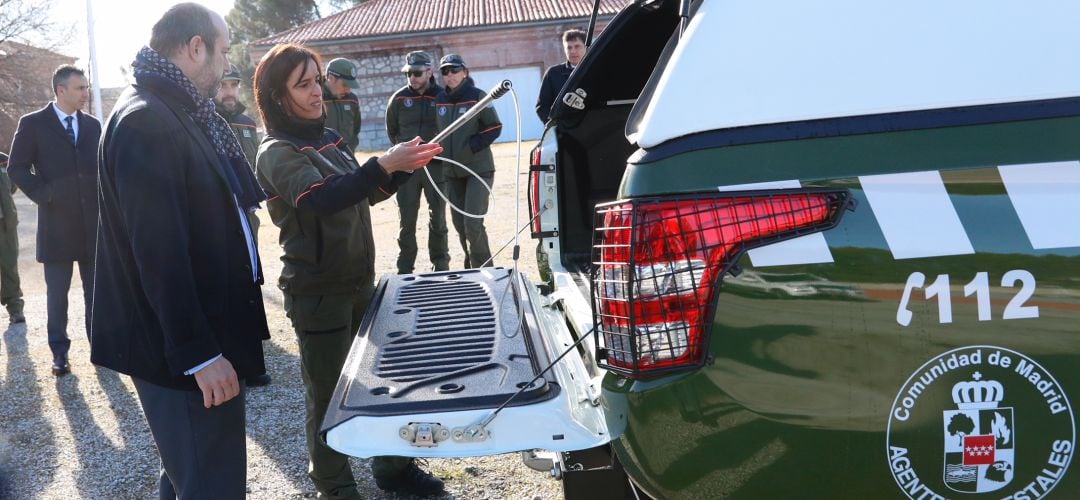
left=217, top=98, right=238, bottom=112
left=199, top=55, right=223, bottom=98
left=204, top=79, right=222, bottom=99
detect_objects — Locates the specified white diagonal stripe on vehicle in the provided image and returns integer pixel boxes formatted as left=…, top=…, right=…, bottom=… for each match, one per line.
left=718, top=180, right=835, bottom=267
left=998, top=160, right=1080, bottom=250
left=858, top=170, right=974, bottom=260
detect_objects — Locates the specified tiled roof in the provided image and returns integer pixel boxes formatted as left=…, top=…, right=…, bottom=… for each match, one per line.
left=253, top=0, right=632, bottom=46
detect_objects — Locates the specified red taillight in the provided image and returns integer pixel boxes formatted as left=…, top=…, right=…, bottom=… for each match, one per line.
left=592, top=190, right=851, bottom=378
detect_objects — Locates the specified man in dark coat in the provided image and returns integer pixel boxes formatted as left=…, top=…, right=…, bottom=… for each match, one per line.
left=7, top=65, right=100, bottom=376
left=93, top=4, right=269, bottom=498
left=535, top=29, right=587, bottom=123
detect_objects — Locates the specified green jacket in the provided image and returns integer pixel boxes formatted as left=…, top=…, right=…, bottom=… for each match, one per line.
left=435, top=77, right=502, bottom=178
left=0, top=153, right=15, bottom=231
left=322, top=83, right=362, bottom=153
left=386, top=80, right=442, bottom=180
left=217, top=103, right=260, bottom=170
left=255, top=128, right=402, bottom=296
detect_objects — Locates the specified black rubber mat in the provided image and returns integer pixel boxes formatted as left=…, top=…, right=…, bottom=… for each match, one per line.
left=323, top=267, right=559, bottom=426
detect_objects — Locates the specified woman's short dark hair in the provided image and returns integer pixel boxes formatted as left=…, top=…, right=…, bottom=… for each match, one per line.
left=150, top=3, right=220, bottom=57
left=254, top=44, right=323, bottom=132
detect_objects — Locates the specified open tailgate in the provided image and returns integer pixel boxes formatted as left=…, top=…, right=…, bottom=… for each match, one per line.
left=321, top=267, right=611, bottom=458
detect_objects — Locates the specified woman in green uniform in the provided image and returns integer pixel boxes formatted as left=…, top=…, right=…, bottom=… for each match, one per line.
left=434, top=54, right=503, bottom=268
left=252, top=43, right=444, bottom=499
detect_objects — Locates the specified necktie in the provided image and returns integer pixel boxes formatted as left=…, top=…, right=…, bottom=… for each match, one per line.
left=64, top=116, right=76, bottom=145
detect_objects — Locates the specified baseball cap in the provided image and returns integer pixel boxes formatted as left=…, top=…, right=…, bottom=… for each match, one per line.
left=439, top=54, right=467, bottom=70
left=326, top=58, right=360, bottom=89
left=222, top=64, right=242, bottom=82
left=401, top=51, right=433, bottom=72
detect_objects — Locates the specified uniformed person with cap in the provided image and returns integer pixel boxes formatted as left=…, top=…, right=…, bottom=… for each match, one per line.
left=0, top=152, right=24, bottom=326
left=386, top=51, right=450, bottom=273
left=323, top=58, right=363, bottom=153
left=213, top=64, right=271, bottom=388
left=215, top=64, right=260, bottom=168
left=434, top=54, right=502, bottom=268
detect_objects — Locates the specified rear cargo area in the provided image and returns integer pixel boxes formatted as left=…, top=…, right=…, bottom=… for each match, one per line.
left=322, top=268, right=558, bottom=426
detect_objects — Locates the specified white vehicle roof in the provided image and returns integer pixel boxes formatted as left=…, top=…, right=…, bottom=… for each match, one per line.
left=628, top=0, right=1080, bottom=148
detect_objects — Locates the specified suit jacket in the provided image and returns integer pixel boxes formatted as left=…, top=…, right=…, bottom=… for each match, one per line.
left=92, top=75, right=270, bottom=391
left=7, top=104, right=101, bottom=262
left=535, top=62, right=574, bottom=123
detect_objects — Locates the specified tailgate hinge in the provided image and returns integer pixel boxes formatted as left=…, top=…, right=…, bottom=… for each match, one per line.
left=399, top=423, right=450, bottom=447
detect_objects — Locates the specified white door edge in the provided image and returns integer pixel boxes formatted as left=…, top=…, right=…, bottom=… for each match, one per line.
left=325, top=277, right=612, bottom=459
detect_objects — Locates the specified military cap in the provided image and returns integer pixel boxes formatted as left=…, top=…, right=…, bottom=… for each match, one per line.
left=222, top=64, right=242, bottom=81
left=326, top=58, right=360, bottom=89
left=401, top=51, right=433, bottom=72
left=439, top=54, right=467, bottom=70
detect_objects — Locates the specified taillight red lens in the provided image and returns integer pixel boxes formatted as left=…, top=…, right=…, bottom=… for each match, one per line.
left=530, top=170, right=542, bottom=235
left=592, top=190, right=851, bottom=378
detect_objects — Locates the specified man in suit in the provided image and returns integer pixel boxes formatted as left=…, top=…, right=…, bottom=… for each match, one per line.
left=535, top=29, right=587, bottom=124
left=93, top=3, right=269, bottom=498
left=7, top=65, right=100, bottom=376
left=0, top=152, right=24, bottom=327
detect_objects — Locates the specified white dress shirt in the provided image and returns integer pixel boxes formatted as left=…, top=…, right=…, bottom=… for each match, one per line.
left=52, top=103, right=79, bottom=142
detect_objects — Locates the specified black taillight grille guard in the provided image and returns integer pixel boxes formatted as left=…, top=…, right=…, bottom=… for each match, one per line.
left=590, top=188, right=854, bottom=379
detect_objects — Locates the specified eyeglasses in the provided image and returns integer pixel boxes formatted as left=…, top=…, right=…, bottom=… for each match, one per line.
left=441, top=67, right=464, bottom=76
left=406, top=70, right=426, bottom=78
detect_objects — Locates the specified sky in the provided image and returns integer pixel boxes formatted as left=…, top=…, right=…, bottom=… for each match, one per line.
left=45, top=0, right=336, bottom=89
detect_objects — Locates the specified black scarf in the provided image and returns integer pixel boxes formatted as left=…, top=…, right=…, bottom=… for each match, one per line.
left=132, top=46, right=266, bottom=211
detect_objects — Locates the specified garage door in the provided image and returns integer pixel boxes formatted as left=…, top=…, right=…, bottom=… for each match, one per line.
left=470, top=66, right=544, bottom=142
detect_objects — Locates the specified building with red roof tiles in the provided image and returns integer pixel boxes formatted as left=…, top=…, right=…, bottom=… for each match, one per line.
left=250, top=0, right=631, bottom=150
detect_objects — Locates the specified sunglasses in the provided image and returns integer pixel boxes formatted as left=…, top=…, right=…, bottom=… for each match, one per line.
left=406, top=70, right=427, bottom=78
left=441, top=67, right=464, bottom=76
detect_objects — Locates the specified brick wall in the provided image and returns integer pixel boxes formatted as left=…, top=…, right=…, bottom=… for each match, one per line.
left=251, top=19, right=609, bottom=151
left=0, top=42, right=77, bottom=152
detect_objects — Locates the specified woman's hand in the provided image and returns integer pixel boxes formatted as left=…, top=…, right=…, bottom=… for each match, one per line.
left=377, top=137, right=443, bottom=174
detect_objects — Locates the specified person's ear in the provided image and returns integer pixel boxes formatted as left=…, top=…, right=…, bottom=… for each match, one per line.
left=186, top=35, right=205, bottom=62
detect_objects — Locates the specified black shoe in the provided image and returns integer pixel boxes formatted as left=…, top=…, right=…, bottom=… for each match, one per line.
left=246, top=373, right=271, bottom=387
left=375, top=460, right=445, bottom=496
left=52, top=357, right=70, bottom=376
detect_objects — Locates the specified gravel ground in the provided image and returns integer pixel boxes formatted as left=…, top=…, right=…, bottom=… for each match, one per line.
left=0, top=140, right=566, bottom=499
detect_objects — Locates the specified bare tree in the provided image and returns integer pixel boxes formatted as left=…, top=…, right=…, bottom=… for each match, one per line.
left=0, top=0, right=65, bottom=48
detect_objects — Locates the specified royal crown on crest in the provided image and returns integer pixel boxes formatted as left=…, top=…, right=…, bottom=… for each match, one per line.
left=951, top=371, right=1004, bottom=410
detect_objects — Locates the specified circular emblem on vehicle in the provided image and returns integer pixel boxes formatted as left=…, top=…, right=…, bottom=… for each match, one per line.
left=404, top=98, right=413, bottom=107
left=438, top=106, right=447, bottom=116
left=887, top=346, right=1074, bottom=498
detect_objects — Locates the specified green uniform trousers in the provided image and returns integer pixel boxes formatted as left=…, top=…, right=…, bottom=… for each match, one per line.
left=396, top=171, right=450, bottom=274
left=0, top=172, right=23, bottom=319
left=283, top=288, right=410, bottom=499
left=446, top=172, right=494, bottom=269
